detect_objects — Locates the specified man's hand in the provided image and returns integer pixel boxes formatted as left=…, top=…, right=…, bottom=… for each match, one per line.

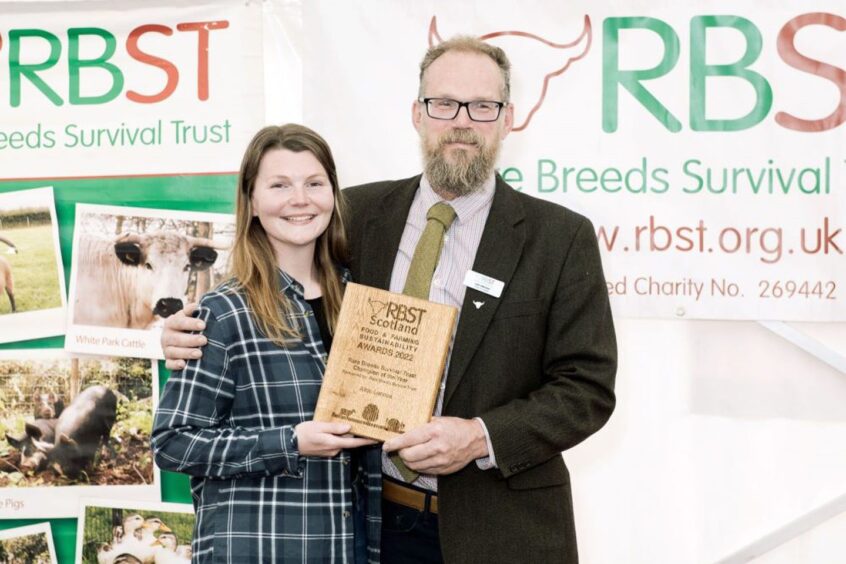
left=382, top=416, right=489, bottom=475
left=161, top=303, right=207, bottom=371
left=295, top=421, right=378, bottom=457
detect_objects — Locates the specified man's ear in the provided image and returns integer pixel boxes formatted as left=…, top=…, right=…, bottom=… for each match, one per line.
left=412, top=99, right=425, bottom=132
left=501, top=102, right=515, bottom=139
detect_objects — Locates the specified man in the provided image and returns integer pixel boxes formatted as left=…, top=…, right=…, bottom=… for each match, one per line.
left=163, top=36, right=616, bottom=563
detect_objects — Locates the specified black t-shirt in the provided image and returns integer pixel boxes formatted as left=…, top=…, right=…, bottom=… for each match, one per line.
left=305, top=297, right=332, bottom=353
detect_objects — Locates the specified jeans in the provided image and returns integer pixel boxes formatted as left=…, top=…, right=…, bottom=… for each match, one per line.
left=380, top=497, right=443, bottom=564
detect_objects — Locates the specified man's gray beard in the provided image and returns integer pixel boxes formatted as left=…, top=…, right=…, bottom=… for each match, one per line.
left=422, top=129, right=499, bottom=197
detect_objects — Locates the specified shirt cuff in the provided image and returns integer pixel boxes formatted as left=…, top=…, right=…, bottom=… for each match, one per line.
left=260, top=426, right=303, bottom=477
left=473, top=417, right=498, bottom=470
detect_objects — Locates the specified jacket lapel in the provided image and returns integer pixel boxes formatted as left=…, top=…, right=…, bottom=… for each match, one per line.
left=444, top=177, right=525, bottom=407
left=356, top=176, right=420, bottom=289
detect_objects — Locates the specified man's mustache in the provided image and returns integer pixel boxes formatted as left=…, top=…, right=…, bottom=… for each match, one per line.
left=437, top=129, right=483, bottom=148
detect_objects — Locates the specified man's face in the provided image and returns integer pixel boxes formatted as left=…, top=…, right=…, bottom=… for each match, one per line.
left=413, top=50, right=514, bottom=197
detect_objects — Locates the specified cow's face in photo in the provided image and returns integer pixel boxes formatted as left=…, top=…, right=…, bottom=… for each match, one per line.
left=114, top=232, right=219, bottom=318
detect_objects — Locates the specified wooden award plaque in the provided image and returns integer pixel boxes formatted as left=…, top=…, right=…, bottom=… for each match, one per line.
left=314, top=283, right=458, bottom=441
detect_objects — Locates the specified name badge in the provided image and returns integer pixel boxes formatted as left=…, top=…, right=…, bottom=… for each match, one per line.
left=463, top=270, right=504, bottom=298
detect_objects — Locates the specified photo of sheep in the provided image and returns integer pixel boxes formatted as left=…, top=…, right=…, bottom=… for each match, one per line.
left=77, top=499, right=194, bottom=564
left=66, top=203, right=233, bottom=359
left=0, top=522, right=57, bottom=564
left=0, top=350, right=159, bottom=519
left=0, top=187, right=67, bottom=344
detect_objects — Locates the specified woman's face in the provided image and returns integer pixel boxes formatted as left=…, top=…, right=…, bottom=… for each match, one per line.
left=251, top=148, right=335, bottom=261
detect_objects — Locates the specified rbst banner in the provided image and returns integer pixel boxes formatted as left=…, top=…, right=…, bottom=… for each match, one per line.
left=0, top=0, right=263, bottom=178
left=0, top=1, right=264, bottom=556
left=300, top=0, right=845, bottom=321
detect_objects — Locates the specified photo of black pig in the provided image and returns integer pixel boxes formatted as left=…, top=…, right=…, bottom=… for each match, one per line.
left=32, top=391, right=64, bottom=419
left=32, top=385, right=117, bottom=479
left=4, top=418, right=57, bottom=472
left=0, top=355, right=154, bottom=489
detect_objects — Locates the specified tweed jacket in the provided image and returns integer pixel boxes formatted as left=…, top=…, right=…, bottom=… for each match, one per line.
left=342, top=175, right=617, bottom=563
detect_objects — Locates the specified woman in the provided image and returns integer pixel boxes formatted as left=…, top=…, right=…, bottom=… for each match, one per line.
left=152, top=124, right=381, bottom=563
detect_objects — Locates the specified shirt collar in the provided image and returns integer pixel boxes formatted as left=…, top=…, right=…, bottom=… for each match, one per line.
left=276, top=268, right=304, bottom=297
left=276, top=266, right=351, bottom=297
left=419, top=173, right=495, bottom=224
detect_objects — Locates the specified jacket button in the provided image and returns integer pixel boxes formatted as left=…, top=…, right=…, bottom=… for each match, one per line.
left=342, top=511, right=351, bottom=518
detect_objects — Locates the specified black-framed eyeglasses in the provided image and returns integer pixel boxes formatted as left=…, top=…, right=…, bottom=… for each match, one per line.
left=419, top=97, right=505, bottom=122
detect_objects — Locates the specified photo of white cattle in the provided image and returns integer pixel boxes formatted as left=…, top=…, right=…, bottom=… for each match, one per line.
left=66, top=204, right=234, bottom=359
left=75, top=231, right=226, bottom=330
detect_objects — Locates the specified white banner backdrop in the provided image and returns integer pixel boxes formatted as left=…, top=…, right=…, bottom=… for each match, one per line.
left=296, top=0, right=845, bottom=321
left=0, top=0, right=264, bottom=177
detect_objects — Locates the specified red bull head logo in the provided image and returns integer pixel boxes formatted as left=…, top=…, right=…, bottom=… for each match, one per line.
left=428, top=15, right=592, bottom=132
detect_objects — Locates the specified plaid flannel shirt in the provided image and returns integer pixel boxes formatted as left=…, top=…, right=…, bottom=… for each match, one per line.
left=152, top=270, right=382, bottom=563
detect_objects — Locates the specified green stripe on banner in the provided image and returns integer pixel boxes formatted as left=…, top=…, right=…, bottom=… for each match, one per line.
left=0, top=174, right=236, bottom=563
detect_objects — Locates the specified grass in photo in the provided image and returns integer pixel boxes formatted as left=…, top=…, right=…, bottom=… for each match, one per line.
left=0, top=208, right=62, bottom=315
left=0, top=532, right=52, bottom=563
left=0, top=522, right=56, bottom=563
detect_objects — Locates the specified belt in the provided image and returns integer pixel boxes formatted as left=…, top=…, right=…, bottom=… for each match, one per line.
left=382, top=478, right=438, bottom=514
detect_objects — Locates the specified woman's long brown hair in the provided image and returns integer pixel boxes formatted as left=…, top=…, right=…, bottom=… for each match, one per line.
left=230, top=124, right=348, bottom=345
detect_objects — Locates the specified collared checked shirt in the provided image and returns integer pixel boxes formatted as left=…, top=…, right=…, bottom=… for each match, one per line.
left=152, top=270, right=381, bottom=563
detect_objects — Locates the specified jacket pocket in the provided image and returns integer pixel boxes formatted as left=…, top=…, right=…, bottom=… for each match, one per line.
left=506, top=457, right=570, bottom=490
left=493, top=298, right=545, bottom=320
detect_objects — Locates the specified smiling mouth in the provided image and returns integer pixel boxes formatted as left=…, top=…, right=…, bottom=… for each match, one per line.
left=283, top=214, right=316, bottom=224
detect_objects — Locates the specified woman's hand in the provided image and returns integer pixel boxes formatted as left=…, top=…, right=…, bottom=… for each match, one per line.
left=295, top=421, right=378, bottom=457
left=161, top=303, right=207, bottom=371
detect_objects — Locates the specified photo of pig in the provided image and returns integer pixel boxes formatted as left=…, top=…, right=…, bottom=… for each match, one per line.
left=0, top=522, right=58, bottom=564
left=66, top=204, right=233, bottom=359
left=0, top=354, right=155, bottom=489
left=32, top=391, right=64, bottom=420
left=77, top=500, right=194, bottom=564
left=3, top=392, right=66, bottom=474
left=5, top=416, right=57, bottom=473
left=0, top=187, right=67, bottom=344
left=32, top=385, right=117, bottom=480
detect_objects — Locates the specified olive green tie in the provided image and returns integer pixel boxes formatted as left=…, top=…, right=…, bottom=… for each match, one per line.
left=390, top=202, right=457, bottom=482
left=403, top=202, right=458, bottom=298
